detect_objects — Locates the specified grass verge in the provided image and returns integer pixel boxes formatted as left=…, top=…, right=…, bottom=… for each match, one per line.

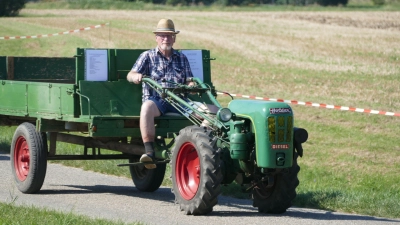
left=0, top=202, right=142, bottom=225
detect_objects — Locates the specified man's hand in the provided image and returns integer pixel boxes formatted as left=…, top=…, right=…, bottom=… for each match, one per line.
left=127, top=71, right=142, bottom=84
left=187, top=81, right=197, bottom=95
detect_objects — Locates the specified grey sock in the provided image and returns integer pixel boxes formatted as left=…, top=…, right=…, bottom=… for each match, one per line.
left=144, top=142, right=154, bottom=155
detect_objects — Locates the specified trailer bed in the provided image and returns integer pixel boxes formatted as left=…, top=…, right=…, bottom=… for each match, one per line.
left=0, top=48, right=213, bottom=137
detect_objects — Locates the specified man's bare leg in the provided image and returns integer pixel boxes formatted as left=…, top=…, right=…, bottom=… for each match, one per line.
left=139, top=100, right=161, bottom=169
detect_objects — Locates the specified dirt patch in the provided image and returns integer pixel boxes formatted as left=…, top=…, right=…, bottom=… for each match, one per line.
left=277, top=12, right=400, bottom=31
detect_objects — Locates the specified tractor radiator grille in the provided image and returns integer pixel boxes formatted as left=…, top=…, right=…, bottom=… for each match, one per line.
left=268, top=116, right=293, bottom=143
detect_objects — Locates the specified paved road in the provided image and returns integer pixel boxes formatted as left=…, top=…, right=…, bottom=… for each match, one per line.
left=1, top=151, right=399, bottom=225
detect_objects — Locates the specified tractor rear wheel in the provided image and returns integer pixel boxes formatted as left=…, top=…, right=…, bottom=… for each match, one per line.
left=252, top=152, right=300, bottom=214
left=171, top=126, right=222, bottom=215
left=129, top=157, right=166, bottom=192
left=10, top=122, right=48, bottom=194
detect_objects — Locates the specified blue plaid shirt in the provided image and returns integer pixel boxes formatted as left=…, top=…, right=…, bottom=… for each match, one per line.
left=132, top=47, right=193, bottom=102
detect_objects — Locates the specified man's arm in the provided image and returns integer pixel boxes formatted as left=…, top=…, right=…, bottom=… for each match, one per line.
left=128, top=50, right=150, bottom=85
left=127, top=70, right=143, bottom=84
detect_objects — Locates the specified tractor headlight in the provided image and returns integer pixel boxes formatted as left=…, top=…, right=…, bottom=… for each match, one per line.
left=217, top=108, right=232, bottom=122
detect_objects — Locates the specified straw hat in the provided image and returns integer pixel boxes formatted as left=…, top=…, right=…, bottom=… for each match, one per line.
left=153, top=19, right=180, bottom=34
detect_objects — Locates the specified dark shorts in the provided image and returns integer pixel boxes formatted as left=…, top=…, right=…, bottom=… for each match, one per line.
left=147, top=96, right=185, bottom=116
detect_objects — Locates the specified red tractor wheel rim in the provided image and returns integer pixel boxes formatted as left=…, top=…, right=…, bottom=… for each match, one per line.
left=176, top=142, right=200, bottom=200
left=14, top=136, right=30, bottom=181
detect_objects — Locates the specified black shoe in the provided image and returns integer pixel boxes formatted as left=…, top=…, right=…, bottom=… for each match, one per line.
left=140, top=153, right=156, bottom=169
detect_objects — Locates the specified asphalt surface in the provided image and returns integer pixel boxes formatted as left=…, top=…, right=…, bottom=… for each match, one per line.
left=1, top=151, right=399, bottom=225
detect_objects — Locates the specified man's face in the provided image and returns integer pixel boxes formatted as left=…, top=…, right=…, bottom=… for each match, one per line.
left=156, top=33, right=175, bottom=51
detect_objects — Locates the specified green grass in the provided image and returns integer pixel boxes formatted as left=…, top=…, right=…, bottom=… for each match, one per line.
left=0, top=202, right=143, bottom=225
left=295, top=108, right=400, bottom=217
left=1, top=6, right=400, bottom=220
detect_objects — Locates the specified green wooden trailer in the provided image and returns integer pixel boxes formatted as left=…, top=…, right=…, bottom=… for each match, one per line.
left=0, top=48, right=214, bottom=155
left=0, top=48, right=308, bottom=215
left=0, top=48, right=216, bottom=129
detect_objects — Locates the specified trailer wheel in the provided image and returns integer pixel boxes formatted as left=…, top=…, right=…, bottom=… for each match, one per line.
left=129, top=157, right=165, bottom=192
left=171, top=126, right=222, bottom=215
left=10, top=122, right=48, bottom=194
left=252, top=152, right=300, bottom=214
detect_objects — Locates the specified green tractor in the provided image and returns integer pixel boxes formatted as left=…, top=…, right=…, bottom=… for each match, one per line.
left=135, top=76, right=308, bottom=215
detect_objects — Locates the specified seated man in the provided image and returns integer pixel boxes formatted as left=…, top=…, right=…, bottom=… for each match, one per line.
left=127, top=18, right=195, bottom=169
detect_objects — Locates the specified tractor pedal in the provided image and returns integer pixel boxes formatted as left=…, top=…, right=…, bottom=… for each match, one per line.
left=140, top=154, right=157, bottom=169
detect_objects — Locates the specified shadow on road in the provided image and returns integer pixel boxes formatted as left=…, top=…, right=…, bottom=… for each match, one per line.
left=0, top=150, right=10, bottom=161
left=0, top=154, right=10, bottom=161
left=36, top=183, right=399, bottom=223
left=283, top=209, right=399, bottom=223
left=39, top=184, right=175, bottom=203
left=208, top=208, right=399, bottom=223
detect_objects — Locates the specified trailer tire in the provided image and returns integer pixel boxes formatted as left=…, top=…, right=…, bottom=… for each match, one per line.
left=10, top=122, right=48, bottom=194
left=252, top=152, right=300, bottom=214
left=129, top=157, right=165, bottom=192
left=171, top=126, right=222, bottom=215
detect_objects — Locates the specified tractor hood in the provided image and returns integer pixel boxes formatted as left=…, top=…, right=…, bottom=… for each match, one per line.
left=228, top=99, right=294, bottom=168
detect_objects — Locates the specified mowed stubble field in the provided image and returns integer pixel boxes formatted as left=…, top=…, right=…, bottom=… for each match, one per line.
left=0, top=9, right=399, bottom=218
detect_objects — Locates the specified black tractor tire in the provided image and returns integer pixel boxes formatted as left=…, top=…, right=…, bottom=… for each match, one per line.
left=129, top=157, right=166, bottom=192
left=10, top=122, right=48, bottom=194
left=171, top=126, right=222, bottom=215
left=252, top=152, right=300, bottom=214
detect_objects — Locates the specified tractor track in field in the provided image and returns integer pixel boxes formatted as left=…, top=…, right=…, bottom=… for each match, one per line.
left=1, top=151, right=399, bottom=225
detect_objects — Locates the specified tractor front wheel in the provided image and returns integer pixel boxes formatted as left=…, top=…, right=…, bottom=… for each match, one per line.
left=10, top=122, right=48, bottom=194
left=252, top=152, right=300, bottom=214
left=171, top=126, right=222, bottom=215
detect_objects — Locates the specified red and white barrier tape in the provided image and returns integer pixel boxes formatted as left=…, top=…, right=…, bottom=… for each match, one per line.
left=0, top=23, right=109, bottom=40
left=217, top=92, right=400, bottom=117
